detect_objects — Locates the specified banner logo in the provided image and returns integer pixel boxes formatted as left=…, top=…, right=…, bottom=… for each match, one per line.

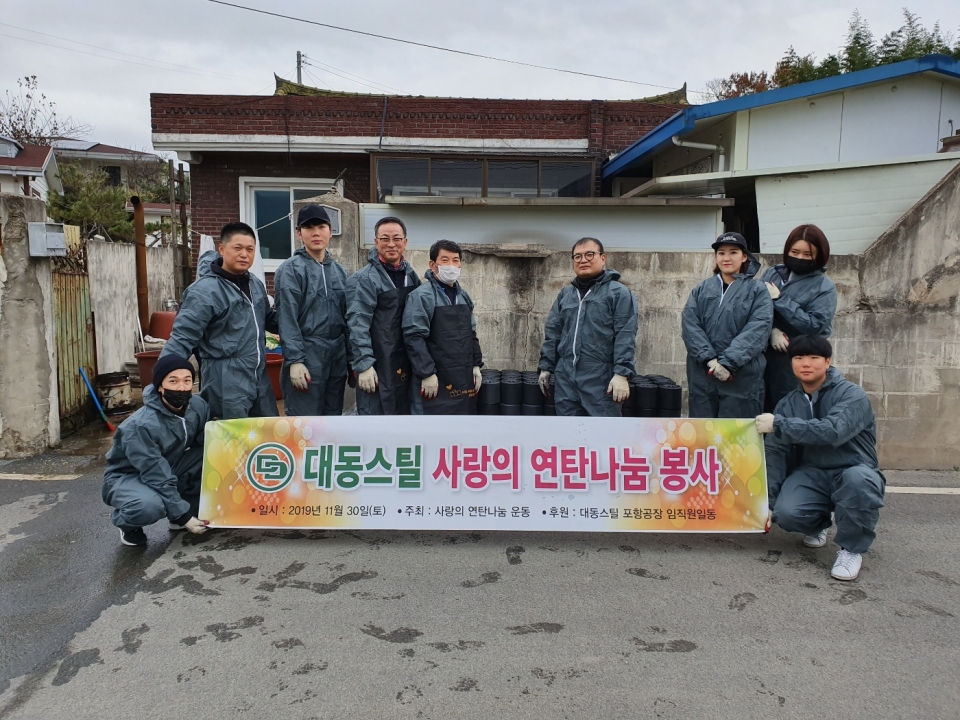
left=246, top=442, right=295, bottom=493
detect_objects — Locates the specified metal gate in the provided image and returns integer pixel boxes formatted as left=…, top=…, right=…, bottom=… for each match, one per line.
left=52, top=226, right=96, bottom=431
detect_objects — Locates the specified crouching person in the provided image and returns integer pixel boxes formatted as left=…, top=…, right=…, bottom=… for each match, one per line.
left=102, top=355, right=210, bottom=546
left=756, top=336, right=885, bottom=581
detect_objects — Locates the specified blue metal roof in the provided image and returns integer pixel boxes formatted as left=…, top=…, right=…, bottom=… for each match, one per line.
left=603, top=54, right=960, bottom=180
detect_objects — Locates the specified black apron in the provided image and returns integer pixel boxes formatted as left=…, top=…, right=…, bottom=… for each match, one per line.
left=370, top=285, right=417, bottom=415
left=423, top=304, right=477, bottom=415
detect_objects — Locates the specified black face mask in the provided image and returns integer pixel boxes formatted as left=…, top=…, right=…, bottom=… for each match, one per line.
left=161, top=388, right=192, bottom=410
left=784, top=256, right=818, bottom=275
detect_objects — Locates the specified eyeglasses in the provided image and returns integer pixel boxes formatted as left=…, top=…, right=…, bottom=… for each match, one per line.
left=376, top=236, right=405, bottom=244
left=572, top=251, right=599, bottom=262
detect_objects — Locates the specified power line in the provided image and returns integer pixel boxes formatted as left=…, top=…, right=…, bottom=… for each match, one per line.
left=206, top=0, right=680, bottom=91
left=0, top=22, right=246, bottom=80
left=302, top=56, right=404, bottom=94
left=0, top=31, right=249, bottom=81
left=301, top=58, right=400, bottom=95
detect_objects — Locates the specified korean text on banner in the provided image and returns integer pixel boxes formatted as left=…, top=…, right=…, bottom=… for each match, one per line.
left=200, top=416, right=769, bottom=532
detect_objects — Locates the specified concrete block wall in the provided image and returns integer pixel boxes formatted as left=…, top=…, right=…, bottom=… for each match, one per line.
left=0, top=194, right=59, bottom=457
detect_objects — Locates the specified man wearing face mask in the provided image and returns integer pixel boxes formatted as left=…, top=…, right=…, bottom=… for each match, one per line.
left=402, top=239, right=483, bottom=414
left=538, top=237, right=637, bottom=417
left=101, top=355, right=210, bottom=547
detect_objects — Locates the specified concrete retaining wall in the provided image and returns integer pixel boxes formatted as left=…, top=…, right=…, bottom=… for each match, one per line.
left=0, top=194, right=59, bottom=457
left=87, top=239, right=179, bottom=374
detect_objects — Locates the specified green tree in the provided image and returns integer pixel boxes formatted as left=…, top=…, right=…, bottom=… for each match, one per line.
left=48, top=162, right=134, bottom=242
left=773, top=47, right=841, bottom=88
left=841, top=10, right=877, bottom=72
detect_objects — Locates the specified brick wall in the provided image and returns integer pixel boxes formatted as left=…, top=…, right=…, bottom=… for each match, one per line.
left=190, top=151, right=369, bottom=271
left=151, top=94, right=680, bottom=154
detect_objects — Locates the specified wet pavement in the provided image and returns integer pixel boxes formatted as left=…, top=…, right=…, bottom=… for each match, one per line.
left=1, top=423, right=959, bottom=719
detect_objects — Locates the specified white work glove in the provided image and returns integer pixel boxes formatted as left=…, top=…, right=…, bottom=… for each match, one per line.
left=770, top=328, right=790, bottom=353
left=421, top=374, right=438, bottom=399
left=358, top=367, right=378, bottom=394
left=538, top=370, right=552, bottom=397
left=473, top=366, right=482, bottom=392
left=607, top=374, right=630, bottom=403
left=184, top=517, right=209, bottom=535
left=756, top=413, right=775, bottom=435
left=289, top=362, right=311, bottom=392
left=708, top=359, right=732, bottom=382
left=766, top=282, right=781, bottom=300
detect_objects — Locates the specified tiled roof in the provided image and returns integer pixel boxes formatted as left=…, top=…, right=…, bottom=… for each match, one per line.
left=0, top=144, right=52, bottom=172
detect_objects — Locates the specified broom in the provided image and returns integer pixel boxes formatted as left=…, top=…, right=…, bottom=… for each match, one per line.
left=79, top=366, right=116, bottom=432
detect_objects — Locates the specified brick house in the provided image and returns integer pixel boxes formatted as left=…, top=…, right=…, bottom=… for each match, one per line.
left=150, top=84, right=687, bottom=282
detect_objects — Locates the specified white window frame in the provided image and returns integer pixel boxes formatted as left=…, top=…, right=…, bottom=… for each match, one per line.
left=239, top=176, right=343, bottom=272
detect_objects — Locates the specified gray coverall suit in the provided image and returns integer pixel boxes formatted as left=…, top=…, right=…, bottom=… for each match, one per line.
left=766, top=367, right=886, bottom=554
left=162, top=251, right=279, bottom=419
left=682, top=255, right=773, bottom=418
left=759, top=265, right=837, bottom=411
left=101, top=387, right=209, bottom=530
left=274, top=247, right=350, bottom=416
left=538, top=269, right=638, bottom=417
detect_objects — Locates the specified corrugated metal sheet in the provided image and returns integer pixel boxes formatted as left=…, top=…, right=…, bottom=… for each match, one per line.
left=52, top=227, right=96, bottom=421
left=756, top=159, right=960, bottom=254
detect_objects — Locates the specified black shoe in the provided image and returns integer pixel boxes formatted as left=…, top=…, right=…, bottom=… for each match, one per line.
left=119, top=527, right=147, bottom=546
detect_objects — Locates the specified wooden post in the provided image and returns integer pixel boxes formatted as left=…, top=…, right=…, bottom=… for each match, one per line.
left=178, top=164, right=188, bottom=249
left=131, top=196, right=150, bottom=332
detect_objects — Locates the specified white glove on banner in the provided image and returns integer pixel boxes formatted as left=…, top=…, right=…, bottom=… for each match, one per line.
left=756, top=413, right=775, bottom=434
left=184, top=517, right=209, bottom=535
left=709, top=360, right=732, bottom=382
left=766, top=282, right=781, bottom=300
left=290, top=363, right=311, bottom=392
left=538, top=370, right=552, bottom=397
left=770, top=328, right=790, bottom=353
left=473, top=366, right=482, bottom=392
left=358, top=367, right=378, bottom=394
left=421, top=374, right=438, bottom=399
left=607, top=374, right=630, bottom=403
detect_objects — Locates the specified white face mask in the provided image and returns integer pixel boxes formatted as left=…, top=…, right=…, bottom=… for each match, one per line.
left=436, top=265, right=461, bottom=285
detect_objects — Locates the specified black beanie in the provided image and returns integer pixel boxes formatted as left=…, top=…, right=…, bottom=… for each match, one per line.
left=152, top=354, right=195, bottom=391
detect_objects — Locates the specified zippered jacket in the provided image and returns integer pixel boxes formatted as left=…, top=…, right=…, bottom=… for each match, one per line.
left=161, top=250, right=279, bottom=418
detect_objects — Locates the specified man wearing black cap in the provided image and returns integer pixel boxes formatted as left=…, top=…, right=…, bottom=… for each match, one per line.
left=161, top=221, right=279, bottom=419
left=756, top=336, right=885, bottom=581
left=101, top=354, right=210, bottom=546
left=274, top=204, right=350, bottom=416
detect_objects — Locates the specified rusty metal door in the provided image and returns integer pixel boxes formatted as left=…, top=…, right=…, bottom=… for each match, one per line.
left=52, top=227, right=96, bottom=430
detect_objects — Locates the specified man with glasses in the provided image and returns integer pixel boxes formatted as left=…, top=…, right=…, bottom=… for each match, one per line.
left=538, top=237, right=637, bottom=417
left=347, top=216, right=422, bottom=415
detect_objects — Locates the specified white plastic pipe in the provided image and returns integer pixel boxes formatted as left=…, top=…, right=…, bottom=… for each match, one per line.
left=672, top=135, right=726, bottom=172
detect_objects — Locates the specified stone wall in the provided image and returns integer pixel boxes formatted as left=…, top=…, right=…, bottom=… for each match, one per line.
left=283, top=173, right=958, bottom=469
left=0, top=194, right=59, bottom=457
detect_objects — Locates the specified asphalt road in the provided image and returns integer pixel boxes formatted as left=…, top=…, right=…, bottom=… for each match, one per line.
left=1, top=428, right=958, bottom=720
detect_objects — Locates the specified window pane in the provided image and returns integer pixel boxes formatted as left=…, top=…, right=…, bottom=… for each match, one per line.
left=487, top=161, right=538, bottom=198
left=430, top=160, right=482, bottom=197
left=540, top=162, right=593, bottom=197
left=377, top=158, right=428, bottom=201
left=254, top=189, right=292, bottom=260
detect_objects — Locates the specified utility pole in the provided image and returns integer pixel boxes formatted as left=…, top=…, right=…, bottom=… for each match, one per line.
left=296, top=51, right=302, bottom=84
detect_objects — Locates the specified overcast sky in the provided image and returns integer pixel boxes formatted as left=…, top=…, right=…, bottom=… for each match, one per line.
left=1, top=0, right=958, bottom=155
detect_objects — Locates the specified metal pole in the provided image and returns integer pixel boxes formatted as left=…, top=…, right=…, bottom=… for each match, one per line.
left=168, top=159, right=177, bottom=245
left=131, top=196, right=150, bottom=332
left=297, top=50, right=302, bottom=84
left=178, top=164, right=188, bottom=249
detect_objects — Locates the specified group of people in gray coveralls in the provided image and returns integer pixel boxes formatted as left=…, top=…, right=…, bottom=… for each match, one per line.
left=102, top=206, right=883, bottom=582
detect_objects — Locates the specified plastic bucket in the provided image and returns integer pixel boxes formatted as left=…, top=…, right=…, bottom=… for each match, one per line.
left=96, top=371, right=134, bottom=414
left=148, top=311, right=177, bottom=340
left=134, top=350, right=161, bottom=389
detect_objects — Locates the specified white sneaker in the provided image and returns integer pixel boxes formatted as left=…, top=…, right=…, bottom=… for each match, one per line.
left=831, top=549, right=862, bottom=581
left=803, top=529, right=828, bottom=548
